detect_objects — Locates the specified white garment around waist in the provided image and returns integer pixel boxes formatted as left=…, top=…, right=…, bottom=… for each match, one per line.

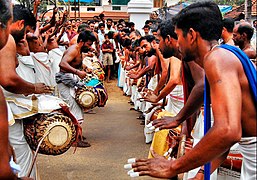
left=165, top=85, right=184, bottom=115
left=5, top=93, right=66, bottom=119
left=239, top=137, right=257, bottom=180
left=16, top=54, right=36, bottom=83
left=147, top=74, right=158, bottom=91
left=48, top=48, right=63, bottom=76
left=9, top=119, right=38, bottom=179
left=57, top=82, right=83, bottom=121
left=31, top=52, right=56, bottom=87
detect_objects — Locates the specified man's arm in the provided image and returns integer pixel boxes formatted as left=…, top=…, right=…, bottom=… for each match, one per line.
left=152, top=61, right=204, bottom=129
left=144, top=58, right=182, bottom=103
left=59, top=46, right=86, bottom=79
left=0, top=35, right=49, bottom=94
left=128, top=55, right=157, bottom=79
left=132, top=51, right=242, bottom=178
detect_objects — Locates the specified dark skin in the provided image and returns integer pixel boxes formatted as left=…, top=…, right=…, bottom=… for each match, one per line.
left=59, top=40, right=93, bottom=79
left=131, top=26, right=256, bottom=179
left=0, top=35, right=52, bottom=94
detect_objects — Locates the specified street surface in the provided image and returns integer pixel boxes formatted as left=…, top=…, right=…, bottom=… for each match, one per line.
left=37, top=80, right=160, bottom=180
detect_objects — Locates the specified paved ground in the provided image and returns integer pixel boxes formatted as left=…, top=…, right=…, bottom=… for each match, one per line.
left=37, top=79, right=160, bottom=180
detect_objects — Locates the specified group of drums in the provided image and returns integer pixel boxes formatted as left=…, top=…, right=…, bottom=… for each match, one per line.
left=148, top=108, right=243, bottom=179
left=23, top=59, right=108, bottom=157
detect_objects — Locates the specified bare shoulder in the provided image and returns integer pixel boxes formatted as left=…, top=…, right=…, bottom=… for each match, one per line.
left=204, top=47, right=241, bottom=83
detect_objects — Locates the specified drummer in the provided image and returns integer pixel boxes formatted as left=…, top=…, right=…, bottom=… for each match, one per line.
left=56, top=30, right=96, bottom=147
left=0, top=4, right=51, bottom=179
left=0, top=0, right=19, bottom=179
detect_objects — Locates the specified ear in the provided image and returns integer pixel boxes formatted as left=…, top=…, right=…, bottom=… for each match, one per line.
left=164, top=35, right=171, bottom=44
left=188, top=28, right=197, bottom=44
left=17, top=20, right=25, bottom=30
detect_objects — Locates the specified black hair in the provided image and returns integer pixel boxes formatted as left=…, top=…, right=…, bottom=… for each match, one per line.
left=118, top=19, right=125, bottom=24
left=128, top=22, right=135, bottom=27
left=99, top=13, right=105, bottom=18
left=238, top=24, right=254, bottom=40
left=106, top=18, right=113, bottom=22
left=77, top=30, right=96, bottom=43
left=0, top=0, right=12, bottom=28
left=123, top=38, right=132, bottom=48
left=78, top=23, right=89, bottom=33
left=13, top=5, right=36, bottom=29
left=158, top=19, right=177, bottom=40
left=138, top=35, right=156, bottom=44
left=173, top=1, right=222, bottom=41
left=222, top=18, right=235, bottom=33
left=117, top=23, right=123, bottom=28
left=98, top=23, right=105, bottom=28
left=88, top=20, right=95, bottom=25
left=121, top=28, right=130, bottom=34
left=107, top=31, right=115, bottom=39
left=145, top=20, right=153, bottom=25
left=143, top=24, right=150, bottom=29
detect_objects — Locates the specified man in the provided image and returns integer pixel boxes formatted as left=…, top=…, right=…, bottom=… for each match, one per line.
left=221, top=18, right=235, bottom=45
left=56, top=30, right=96, bottom=147
left=131, top=1, right=256, bottom=179
left=0, top=0, right=18, bottom=179
left=102, top=33, right=114, bottom=83
left=233, top=22, right=256, bottom=59
left=0, top=3, right=51, bottom=179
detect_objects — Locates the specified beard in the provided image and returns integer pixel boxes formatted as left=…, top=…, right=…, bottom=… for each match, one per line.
left=11, top=28, right=25, bottom=43
left=81, top=46, right=90, bottom=53
left=107, top=24, right=112, bottom=29
left=162, top=46, right=175, bottom=59
left=146, top=48, right=156, bottom=57
left=182, top=49, right=195, bottom=62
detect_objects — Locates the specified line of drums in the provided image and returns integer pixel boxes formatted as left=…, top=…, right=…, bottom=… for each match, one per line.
left=22, top=60, right=108, bottom=156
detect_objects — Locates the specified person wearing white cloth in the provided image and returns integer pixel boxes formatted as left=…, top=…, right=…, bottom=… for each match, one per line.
left=132, top=2, right=256, bottom=179
left=56, top=30, right=96, bottom=148
left=0, top=0, right=21, bottom=179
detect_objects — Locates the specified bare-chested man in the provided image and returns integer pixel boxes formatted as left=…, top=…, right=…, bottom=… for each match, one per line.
left=233, top=22, right=257, bottom=60
left=56, top=30, right=96, bottom=147
left=0, top=5, right=52, bottom=179
left=0, top=1, right=18, bottom=179
left=131, top=1, right=256, bottom=179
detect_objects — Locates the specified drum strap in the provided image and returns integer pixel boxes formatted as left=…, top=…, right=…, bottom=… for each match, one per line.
left=59, top=104, right=82, bottom=153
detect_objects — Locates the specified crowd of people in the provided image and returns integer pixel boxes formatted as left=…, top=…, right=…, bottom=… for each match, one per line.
left=0, top=0, right=256, bottom=179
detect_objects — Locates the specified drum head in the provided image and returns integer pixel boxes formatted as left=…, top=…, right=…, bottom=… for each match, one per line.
left=79, top=91, right=96, bottom=108
left=48, top=125, right=69, bottom=146
left=76, top=86, right=98, bottom=109
left=23, top=112, right=76, bottom=155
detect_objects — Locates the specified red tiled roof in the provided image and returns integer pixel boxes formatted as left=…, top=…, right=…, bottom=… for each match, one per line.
left=43, top=11, right=129, bottom=22
left=225, top=0, right=257, bottom=19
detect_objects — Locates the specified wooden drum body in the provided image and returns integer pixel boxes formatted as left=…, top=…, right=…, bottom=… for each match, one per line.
left=23, top=111, right=76, bottom=155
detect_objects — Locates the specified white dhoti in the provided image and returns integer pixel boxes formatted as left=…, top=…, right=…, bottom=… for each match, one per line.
left=165, top=85, right=184, bottom=115
left=186, top=109, right=217, bottom=180
left=57, top=83, right=84, bottom=123
left=31, top=52, right=56, bottom=87
left=239, top=137, right=257, bottom=180
left=48, top=48, right=63, bottom=76
left=9, top=119, right=38, bottom=179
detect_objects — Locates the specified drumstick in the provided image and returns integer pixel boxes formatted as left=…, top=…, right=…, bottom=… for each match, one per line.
left=27, top=131, right=50, bottom=177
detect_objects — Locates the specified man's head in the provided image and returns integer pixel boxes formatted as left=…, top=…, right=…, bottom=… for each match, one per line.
left=233, top=22, right=254, bottom=46
left=158, top=20, right=178, bottom=58
left=173, top=1, right=222, bottom=62
left=0, top=0, right=12, bottom=50
left=77, top=30, right=96, bottom=53
left=139, top=35, right=156, bottom=57
left=77, top=23, right=90, bottom=33
left=129, top=31, right=141, bottom=43
left=117, top=23, right=124, bottom=32
left=128, top=22, right=135, bottom=31
left=143, top=24, right=150, bottom=35
left=221, top=18, right=235, bottom=40
left=99, top=13, right=105, bottom=22
left=11, top=5, right=36, bottom=43
left=106, top=18, right=113, bottom=29
left=98, top=23, right=105, bottom=33
left=88, top=20, right=95, bottom=32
